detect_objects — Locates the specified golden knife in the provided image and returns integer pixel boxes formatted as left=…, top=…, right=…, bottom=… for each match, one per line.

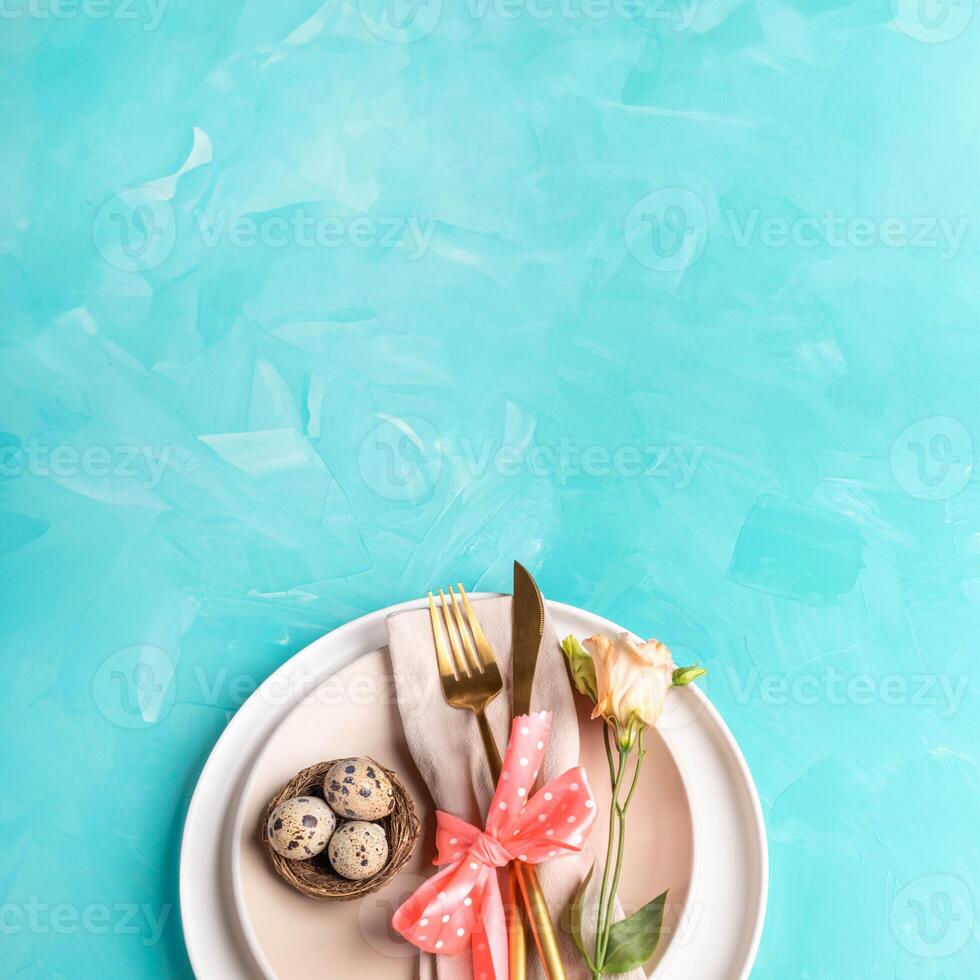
left=511, top=561, right=567, bottom=980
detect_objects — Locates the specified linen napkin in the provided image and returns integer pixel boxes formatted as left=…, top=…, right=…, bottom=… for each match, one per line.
left=386, top=595, right=644, bottom=980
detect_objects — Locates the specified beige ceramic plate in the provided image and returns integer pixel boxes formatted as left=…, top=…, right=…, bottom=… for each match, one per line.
left=180, top=598, right=767, bottom=980
left=231, top=646, right=693, bottom=979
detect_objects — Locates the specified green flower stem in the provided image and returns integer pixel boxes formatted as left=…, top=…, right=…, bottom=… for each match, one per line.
left=622, top=728, right=645, bottom=813
left=600, top=731, right=645, bottom=967
left=598, top=747, right=629, bottom=967
left=594, top=728, right=646, bottom=977
left=593, top=726, right=628, bottom=977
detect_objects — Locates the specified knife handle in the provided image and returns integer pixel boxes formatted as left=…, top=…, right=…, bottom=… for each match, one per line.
left=514, top=862, right=567, bottom=980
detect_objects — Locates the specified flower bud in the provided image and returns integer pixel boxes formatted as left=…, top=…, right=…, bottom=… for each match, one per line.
left=672, top=665, right=708, bottom=687
left=561, top=635, right=598, bottom=702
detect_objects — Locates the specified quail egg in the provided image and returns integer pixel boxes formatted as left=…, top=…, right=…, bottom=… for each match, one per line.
left=323, top=757, right=395, bottom=821
left=267, top=796, right=336, bottom=861
left=328, top=820, right=389, bottom=880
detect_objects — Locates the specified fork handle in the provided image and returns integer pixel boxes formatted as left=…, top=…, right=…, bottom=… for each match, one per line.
left=507, top=871, right=528, bottom=980
left=474, top=713, right=529, bottom=978
left=475, top=709, right=567, bottom=980
left=476, top=709, right=503, bottom=780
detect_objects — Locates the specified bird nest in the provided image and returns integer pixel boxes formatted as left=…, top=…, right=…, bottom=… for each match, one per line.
left=261, top=758, right=421, bottom=900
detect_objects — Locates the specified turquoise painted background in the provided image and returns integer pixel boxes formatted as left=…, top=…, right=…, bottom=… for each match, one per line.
left=2, top=1, right=978, bottom=977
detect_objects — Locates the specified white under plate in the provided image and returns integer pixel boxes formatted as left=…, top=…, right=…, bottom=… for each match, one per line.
left=180, top=598, right=767, bottom=980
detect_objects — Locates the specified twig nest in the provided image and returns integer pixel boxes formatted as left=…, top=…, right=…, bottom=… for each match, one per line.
left=261, top=758, right=420, bottom=901
left=323, top=757, right=395, bottom=821
left=328, top=821, right=390, bottom=880
left=267, top=797, right=337, bottom=860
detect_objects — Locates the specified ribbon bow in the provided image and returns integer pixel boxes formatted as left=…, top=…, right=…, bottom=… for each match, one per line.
left=393, top=711, right=597, bottom=980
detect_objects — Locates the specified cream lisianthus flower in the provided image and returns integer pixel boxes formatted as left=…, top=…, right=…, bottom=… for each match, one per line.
left=560, top=630, right=707, bottom=977
left=583, top=633, right=675, bottom=746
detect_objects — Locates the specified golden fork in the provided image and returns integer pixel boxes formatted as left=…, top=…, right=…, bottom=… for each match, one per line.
left=428, top=585, right=567, bottom=980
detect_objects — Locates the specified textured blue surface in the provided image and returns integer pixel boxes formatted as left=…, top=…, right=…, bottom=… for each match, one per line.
left=2, top=2, right=979, bottom=978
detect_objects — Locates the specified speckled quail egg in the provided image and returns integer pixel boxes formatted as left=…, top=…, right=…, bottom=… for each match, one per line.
left=323, top=758, right=395, bottom=821
left=328, top=820, right=390, bottom=880
left=267, top=796, right=336, bottom=861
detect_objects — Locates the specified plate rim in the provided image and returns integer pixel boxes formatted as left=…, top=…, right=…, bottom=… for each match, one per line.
left=180, top=596, right=768, bottom=980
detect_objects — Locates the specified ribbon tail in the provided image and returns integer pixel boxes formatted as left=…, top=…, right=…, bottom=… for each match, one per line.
left=391, top=862, right=459, bottom=941
left=474, top=868, right=508, bottom=980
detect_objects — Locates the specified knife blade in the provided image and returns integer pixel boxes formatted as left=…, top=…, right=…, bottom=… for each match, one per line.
left=508, top=561, right=543, bottom=980
left=512, top=560, right=545, bottom=717
left=510, top=561, right=567, bottom=980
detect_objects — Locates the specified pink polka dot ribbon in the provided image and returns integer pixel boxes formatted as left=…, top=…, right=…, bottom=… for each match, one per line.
left=392, top=711, right=597, bottom=980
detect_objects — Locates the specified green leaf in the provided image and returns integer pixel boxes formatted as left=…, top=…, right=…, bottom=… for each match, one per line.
left=561, top=635, right=598, bottom=702
left=672, top=664, right=708, bottom=687
left=600, top=890, right=668, bottom=975
left=561, top=862, right=595, bottom=970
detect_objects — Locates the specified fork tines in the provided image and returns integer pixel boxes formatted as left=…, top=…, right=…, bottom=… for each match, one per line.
left=428, top=584, right=493, bottom=679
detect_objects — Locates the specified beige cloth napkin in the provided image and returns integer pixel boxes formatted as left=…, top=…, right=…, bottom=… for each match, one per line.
left=386, top=595, right=643, bottom=980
